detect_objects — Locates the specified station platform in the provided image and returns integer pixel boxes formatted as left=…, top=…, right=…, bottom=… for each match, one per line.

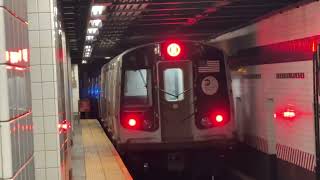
left=71, top=120, right=132, bottom=180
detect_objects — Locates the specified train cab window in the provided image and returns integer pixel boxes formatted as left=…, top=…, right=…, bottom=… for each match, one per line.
left=123, top=69, right=152, bottom=106
left=163, top=68, right=184, bottom=102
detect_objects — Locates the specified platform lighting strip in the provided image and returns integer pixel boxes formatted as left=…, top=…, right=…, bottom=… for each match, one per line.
left=82, top=5, right=106, bottom=63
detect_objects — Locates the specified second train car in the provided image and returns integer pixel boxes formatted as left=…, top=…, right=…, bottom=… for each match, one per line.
left=99, top=40, right=236, bottom=177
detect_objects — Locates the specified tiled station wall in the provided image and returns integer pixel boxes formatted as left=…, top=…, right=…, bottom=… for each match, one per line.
left=27, top=0, right=73, bottom=180
left=0, top=0, right=35, bottom=179
left=211, top=1, right=320, bottom=180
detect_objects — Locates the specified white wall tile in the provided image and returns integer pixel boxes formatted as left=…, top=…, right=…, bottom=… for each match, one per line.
left=35, top=168, right=46, bottom=180
left=32, top=99, right=43, bottom=116
left=27, top=0, right=38, bottom=13
left=46, top=167, right=59, bottom=180
left=30, top=48, right=41, bottom=65
left=34, top=134, right=45, bottom=151
left=31, top=65, right=42, bottom=82
left=38, top=0, right=51, bottom=13
left=45, top=134, right=58, bottom=150
left=39, top=30, right=52, bottom=47
left=28, top=13, right=39, bottom=30
left=40, top=47, right=53, bottom=64
left=45, top=151, right=58, bottom=167
left=39, top=13, right=52, bottom=30
left=44, top=116, right=57, bottom=133
left=33, top=116, right=44, bottom=134
left=42, top=82, right=55, bottom=99
left=34, top=151, right=45, bottom=168
left=43, top=99, right=56, bottom=116
left=41, top=65, right=54, bottom=82
left=29, top=30, right=40, bottom=47
left=31, top=82, right=43, bottom=99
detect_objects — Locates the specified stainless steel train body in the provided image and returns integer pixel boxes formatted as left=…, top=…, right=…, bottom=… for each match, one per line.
left=100, top=41, right=236, bottom=154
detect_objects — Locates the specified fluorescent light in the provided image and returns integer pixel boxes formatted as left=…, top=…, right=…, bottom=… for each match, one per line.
left=86, top=35, right=94, bottom=41
left=91, top=5, right=105, bottom=16
left=82, top=60, right=87, bottom=64
left=105, top=56, right=111, bottom=59
left=85, top=45, right=91, bottom=49
left=87, top=28, right=98, bottom=35
left=89, top=19, right=102, bottom=28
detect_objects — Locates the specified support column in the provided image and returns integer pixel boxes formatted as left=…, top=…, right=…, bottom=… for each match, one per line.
left=27, top=0, right=73, bottom=179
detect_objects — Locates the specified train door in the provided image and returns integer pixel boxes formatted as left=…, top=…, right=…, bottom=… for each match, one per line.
left=157, top=60, right=194, bottom=142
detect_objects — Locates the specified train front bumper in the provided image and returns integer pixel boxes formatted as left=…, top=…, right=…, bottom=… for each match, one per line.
left=117, top=138, right=237, bottom=152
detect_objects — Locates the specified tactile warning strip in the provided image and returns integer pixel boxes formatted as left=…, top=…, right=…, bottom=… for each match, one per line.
left=81, top=120, right=132, bottom=180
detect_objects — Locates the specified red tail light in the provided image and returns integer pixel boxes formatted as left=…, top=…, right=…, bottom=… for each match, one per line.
left=121, top=111, right=157, bottom=131
left=215, top=115, right=224, bottom=123
left=128, top=118, right=137, bottom=127
left=167, top=43, right=181, bottom=57
left=199, top=112, right=228, bottom=129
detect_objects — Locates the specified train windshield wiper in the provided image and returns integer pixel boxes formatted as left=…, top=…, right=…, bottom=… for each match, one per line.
left=137, top=69, right=147, bottom=88
left=158, top=88, right=179, bottom=99
left=158, top=88, right=192, bottom=100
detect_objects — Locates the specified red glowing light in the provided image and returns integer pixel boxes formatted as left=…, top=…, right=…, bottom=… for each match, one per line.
left=58, top=120, right=71, bottom=134
left=215, top=115, right=224, bottom=123
left=167, top=43, right=181, bottom=57
left=15, top=67, right=25, bottom=71
left=274, top=105, right=298, bottom=120
left=283, top=111, right=296, bottom=118
left=5, top=49, right=29, bottom=64
left=128, top=118, right=137, bottom=127
left=10, top=51, right=21, bottom=63
left=312, top=42, right=316, bottom=53
left=6, top=66, right=13, bottom=70
left=22, top=49, right=28, bottom=62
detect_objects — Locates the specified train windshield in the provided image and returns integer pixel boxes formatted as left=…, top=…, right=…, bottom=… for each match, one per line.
left=163, top=68, right=184, bottom=101
left=123, top=69, right=152, bottom=106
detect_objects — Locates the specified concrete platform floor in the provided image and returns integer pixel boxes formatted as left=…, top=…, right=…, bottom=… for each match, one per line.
left=71, top=120, right=132, bottom=180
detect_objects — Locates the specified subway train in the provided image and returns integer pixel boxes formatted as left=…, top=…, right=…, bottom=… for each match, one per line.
left=99, top=40, right=237, bottom=176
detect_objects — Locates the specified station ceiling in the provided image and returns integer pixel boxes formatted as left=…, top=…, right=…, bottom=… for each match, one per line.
left=58, top=0, right=311, bottom=64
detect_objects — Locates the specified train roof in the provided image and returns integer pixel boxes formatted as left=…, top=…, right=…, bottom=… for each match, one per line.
left=101, top=40, right=221, bottom=70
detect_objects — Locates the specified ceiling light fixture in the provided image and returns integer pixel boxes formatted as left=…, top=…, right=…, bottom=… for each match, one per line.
left=87, top=28, right=99, bottom=35
left=86, top=35, right=94, bottom=41
left=91, top=5, right=105, bottom=16
left=89, top=19, right=102, bottom=28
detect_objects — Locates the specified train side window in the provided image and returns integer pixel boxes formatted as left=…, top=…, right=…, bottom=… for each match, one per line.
left=163, top=68, right=184, bottom=102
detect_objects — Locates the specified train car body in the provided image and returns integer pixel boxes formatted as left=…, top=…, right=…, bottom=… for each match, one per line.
left=100, top=41, right=236, bottom=174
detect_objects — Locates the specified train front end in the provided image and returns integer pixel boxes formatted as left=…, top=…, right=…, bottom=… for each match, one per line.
left=118, top=41, right=236, bottom=149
